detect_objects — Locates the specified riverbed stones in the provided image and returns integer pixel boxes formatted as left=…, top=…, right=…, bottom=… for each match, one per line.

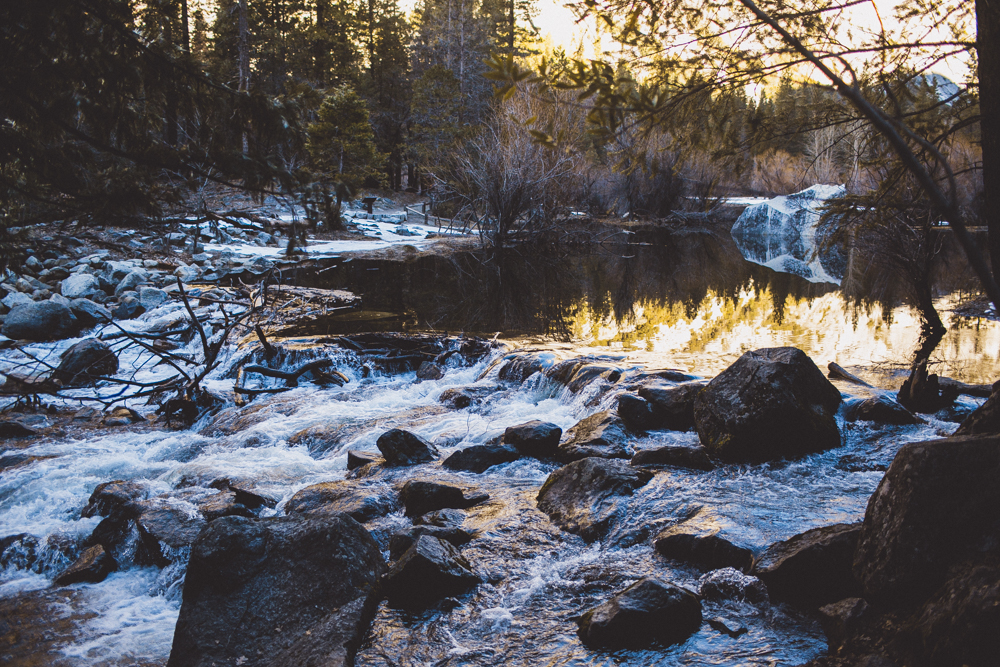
left=59, top=273, right=102, bottom=300
left=138, top=286, right=168, bottom=310
left=398, top=480, right=488, bottom=517
left=376, top=428, right=439, bottom=466
left=752, top=523, right=861, bottom=608
left=698, top=568, right=769, bottom=604
left=693, top=347, right=842, bottom=462
left=442, top=443, right=520, bottom=473
left=383, top=534, right=481, bottom=608
left=576, top=577, right=702, bottom=649
left=536, top=457, right=652, bottom=542
left=853, top=434, right=1000, bottom=608
left=654, top=523, right=754, bottom=572
left=558, top=411, right=632, bottom=462
left=69, top=298, right=112, bottom=326
left=166, top=514, right=386, bottom=667
left=2, top=301, right=81, bottom=340
left=631, top=445, right=715, bottom=471
left=503, top=420, right=562, bottom=458
left=52, top=338, right=118, bottom=386
left=388, top=525, right=474, bottom=560
left=53, top=545, right=115, bottom=586
left=285, top=481, right=398, bottom=523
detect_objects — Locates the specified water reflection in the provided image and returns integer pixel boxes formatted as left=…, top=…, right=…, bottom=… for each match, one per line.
left=288, top=226, right=999, bottom=384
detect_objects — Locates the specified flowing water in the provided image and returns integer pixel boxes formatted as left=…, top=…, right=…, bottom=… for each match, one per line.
left=1, top=227, right=998, bottom=666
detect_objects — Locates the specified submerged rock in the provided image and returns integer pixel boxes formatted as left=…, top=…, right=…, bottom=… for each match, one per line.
left=536, top=457, right=652, bottom=542
left=753, top=523, right=861, bottom=608
left=693, top=347, right=842, bottom=462
left=558, top=411, right=632, bottom=462
left=577, top=577, right=702, bottom=648
left=166, top=514, right=385, bottom=667
left=383, top=534, right=480, bottom=608
left=376, top=428, right=439, bottom=466
left=52, top=337, right=118, bottom=386
left=398, top=480, right=488, bottom=517
left=503, top=420, right=562, bottom=458
left=442, top=443, right=520, bottom=473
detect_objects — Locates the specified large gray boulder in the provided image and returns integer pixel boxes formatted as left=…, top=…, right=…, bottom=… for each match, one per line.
left=2, top=301, right=81, bottom=340
left=166, top=514, right=385, bottom=667
left=536, top=457, right=652, bottom=542
left=53, top=337, right=118, bottom=386
left=693, top=347, right=842, bottom=462
left=60, top=273, right=102, bottom=300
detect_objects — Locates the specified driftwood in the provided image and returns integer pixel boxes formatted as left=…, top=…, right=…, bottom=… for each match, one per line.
left=242, top=359, right=349, bottom=388
left=828, top=362, right=876, bottom=388
left=937, top=377, right=994, bottom=398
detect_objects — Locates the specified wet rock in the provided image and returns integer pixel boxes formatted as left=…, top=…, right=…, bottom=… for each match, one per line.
left=558, top=411, right=632, bottom=462
left=631, top=445, right=715, bottom=471
left=577, top=577, right=702, bottom=648
left=376, top=428, right=439, bottom=466
left=388, top=525, right=474, bottom=560
left=208, top=479, right=278, bottom=510
left=81, top=480, right=147, bottom=518
left=693, top=347, right=842, bottom=462
left=196, top=491, right=255, bottom=521
left=413, top=508, right=466, bottom=528
left=52, top=338, right=118, bottom=386
left=617, top=394, right=656, bottom=431
left=2, top=301, right=81, bottom=340
left=285, top=481, right=398, bottom=523
left=111, top=294, right=145, bottom=320
left=69, top=298, right=113, bottom=326
left=503, top=420, right=562, bottom=458
left=135, top=504, right=208, bottom=563
left=854, top=434, right=1000, bottom=608
left=53, top=545, right=115, bottom=586
left=698, top=568, right=769, bottom=604
left=753, top=523, right=861, bottom=608
left=288, top=423, right=348, bottom=456
left=497, top=352, right=555, bottom=384
left=102, top=406, right=144, bottom=426
left=654, top=523, right=754, bottom=572
left=708, top=616, right=748, bottom=638
left=60, top=273, right=102, bottom=300
left=166, top=514, right=386, bottom=667
left=954, top=390, right=1000, bottom=436
left=438, top=385, right=497, bottom=409
left=0, top=534, right=39, bottom=570
left=416, top=361, right=444, bottom=380
left=398, top=480, right=488, bottom=517
left=442, top=443, right=520, bottom=473
left=565, top=365, right=622, bottom=393
left=639, top=382, right=705, bottom=431
left=817, top=597, right=870, bottom=651
left=0, top=421, right=38, bottom=439
left=843, top=395, right=922, bottom=425
left=347, top=450, right=379, bottom=470
left=383, top=534, right=480, bottom=608
left=536, top=457, right=652, bottom=542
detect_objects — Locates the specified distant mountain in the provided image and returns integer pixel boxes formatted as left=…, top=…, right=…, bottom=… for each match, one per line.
left=914, top=73, right=961, bottom=102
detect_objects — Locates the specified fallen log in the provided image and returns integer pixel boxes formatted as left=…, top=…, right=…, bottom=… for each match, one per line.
left=242, top=359, right=348, bottom=387
left=827, top=362, right=875, bottom=388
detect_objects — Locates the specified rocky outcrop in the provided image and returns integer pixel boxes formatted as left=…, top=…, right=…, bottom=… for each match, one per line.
left=52, top=338, right=118, bottom=386
left=693, top=347, right=842, bottom=462
left=558, top=411, right=632, bottom=462
left=383, top=534, right=480, bottom=608
left=398, top=480, right=488, bottom=517
left=167, top=514, right=385, bottom=667
left=536, top=458, right=652, bottom=542
left=285, top=481, right=398, bottom=523
left=2, top=301, right=81, bottom=340
left=442, top=443, right=520, bottom=473
left=577, top=577, right=702, bottom=648
left=752, top=523, right=861, bottom=608
left=503, top=420, right=562, bottom=458
left=376, top=429, right=439, bottom=466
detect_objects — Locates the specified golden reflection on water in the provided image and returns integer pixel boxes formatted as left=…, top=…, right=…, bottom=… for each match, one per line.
left=564, top=281, right=1000, bottom=386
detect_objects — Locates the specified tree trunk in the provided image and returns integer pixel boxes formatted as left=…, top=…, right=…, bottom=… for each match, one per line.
left=978, top=0, right=1000, bottom=283
left=237, top=0, right=250, bottom=154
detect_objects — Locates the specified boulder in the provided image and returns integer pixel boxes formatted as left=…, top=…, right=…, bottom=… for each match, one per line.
left=416, top=362, right=443, bottom=380
left=346, top=451, right=379, bottom=470
left=442, top=443, right=520, bottom=473
left=639, top=382, right=704, bottom=431
left=693, top=347, right=842, bottom=462
left=2, top=301, right=81, bottom=341
left=383, top=534, right=480, bottom=608
left=134, top=504, right=208, bottom=564
left=138, top=286, right=168, bottom=310
left=376, top=429, right=439, bottom=466
left=502, top=420, right=562, bottom=458
left=53, top=545, right=115, bottom=586
left=111, top=295, right=145, bottom=320
left=196, top=491, right=254, bottom=522
left=69, top=298, right=113, bottom=326
left=285, top=482, right=398, bottom=523
left=558, top=411, right=632, bottom=462
left=52, top=337, right=118, bottom=386
left=617, top=394, right=656, bottom=431
left=114, top=270, right=149, bottom=297
left=166, top=514, right=386, bottom=667
left=954, top=391, right=1000, bottom=436
left=577, top=577, right=702, bottom=649
left=413, top=507, right=466, bottom=527
left=536, top=457, right=652, bottom=542
left=631, top=445, right=715, bottom=471
left=174, top=265, right=200, bottom=282
left=1, top=291, right=34, bottom=311
left=0, top=421, right=38, bottom=439
left=81, top=480, right=146, bottom=518
left=497, top=352, right=555, bottom=384
left=398, top=480, right=488, bottom=517
left=59, top=273, right=102, bottom=300
left=438, top=385, right=497, bottom=409
left=698, top=568, right=769, bottom=604
left=752, top=523, right=861, bottom=608
left=817, top=597, right=870, bottom=651
left=843, top=395, right=922, bottom=425
left=654, top=523, right=754, bottom=572
left=388, top=525, right=474, bottom=560
left=853, top=434, right=1000, bottom=608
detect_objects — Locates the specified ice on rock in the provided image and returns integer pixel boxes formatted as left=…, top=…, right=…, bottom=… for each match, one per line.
left=730, top=184, right=846, bottom=285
